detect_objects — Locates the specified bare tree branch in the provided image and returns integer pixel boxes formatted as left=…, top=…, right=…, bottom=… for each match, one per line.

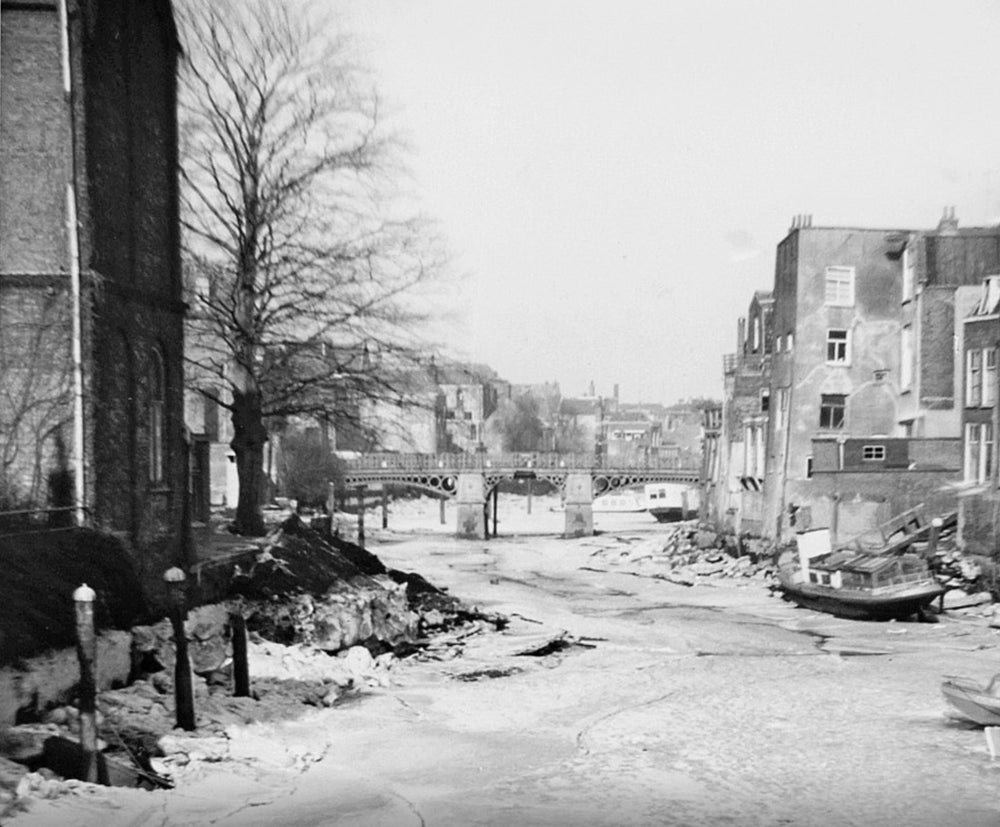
left=177, top=0, right=447, bottom=534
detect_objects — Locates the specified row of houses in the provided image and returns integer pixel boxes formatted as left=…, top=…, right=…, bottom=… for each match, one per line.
left=703, top=209, right=1000, bottom=561
left=188, top=364, right=707, bottom=513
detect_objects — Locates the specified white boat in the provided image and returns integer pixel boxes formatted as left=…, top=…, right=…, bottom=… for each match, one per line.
left=643, top=483, right=699, bottom=522
left=593, top=490, right=646, bottom=513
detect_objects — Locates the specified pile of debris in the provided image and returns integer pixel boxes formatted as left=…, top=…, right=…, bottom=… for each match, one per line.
left=0, top=517, right=504, bottom=815
left=586, top=524, right=775, bottom=586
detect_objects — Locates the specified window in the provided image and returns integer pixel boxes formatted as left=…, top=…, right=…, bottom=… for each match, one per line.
left=776, top=387, right=789, bottom=429
left=986, top=348, right=998, bottom=406
left=965, top=423, right=994, bottom=483
left=760, top=389, right=770, bottom=413
left=967, top=349, right=984, bottom=407
left=752, top=316, right=761, bottom=352
left=149, top=347, right=165, bottom=484
left=824, top=266, right=855, bottom=306
left=862, top=445, right=886, bottom=461
left=902, top=246, right=915, bottom=302
left=787, top=332, right=794, bottom=350
left=805, top=456, right=814, bottom=478
left=819, top=394, right=846, bottom=429
left=900, top=326, right=913, bottom=390
left=826, top=329, right=849, bottom=363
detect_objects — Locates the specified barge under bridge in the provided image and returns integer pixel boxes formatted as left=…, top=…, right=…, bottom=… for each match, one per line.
left=339, top=453, right=701, bottom=539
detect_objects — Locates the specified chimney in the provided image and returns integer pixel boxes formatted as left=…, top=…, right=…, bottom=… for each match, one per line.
left=737, top=317, right=747, bottom=352
left=937, top=205, right=959, bottom=234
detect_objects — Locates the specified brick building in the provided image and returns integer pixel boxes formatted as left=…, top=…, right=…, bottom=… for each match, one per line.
left=0, top=0, right=186, bottom=592
left=957, top=276, right=1000, bottom=555
left=712, top=291, right=773, bottom=534
left=711, top=212, right=1000, bottom=545
left=762, top=218, right=937, bottom=541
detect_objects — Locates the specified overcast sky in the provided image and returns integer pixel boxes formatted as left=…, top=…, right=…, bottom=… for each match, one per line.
left=332, top=0, right=1000, bottom=404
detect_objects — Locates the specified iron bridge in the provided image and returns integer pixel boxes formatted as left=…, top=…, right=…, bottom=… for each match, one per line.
left=341, top=453, right=701, bottom=498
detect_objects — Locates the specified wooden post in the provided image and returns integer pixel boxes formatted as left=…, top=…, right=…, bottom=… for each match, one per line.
left=381, top=487, right=389, bottom=530
left=73, top=583, right=98, bottom=783
left=439, top=495, right=446, bottom=525
left=231, top=612, right=250, bottom=697
left=527, top=479, right=533, bottom=514
left=356, top=485, right=366, bottom=547
left=164, top=568, right=196, bottom=731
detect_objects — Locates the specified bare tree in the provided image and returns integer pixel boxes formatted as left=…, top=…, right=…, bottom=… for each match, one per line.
left=177, top=0, right=444, bottom=534
left=0, top=292, right=72, bottom=512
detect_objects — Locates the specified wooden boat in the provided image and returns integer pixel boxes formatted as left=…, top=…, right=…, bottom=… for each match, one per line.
left=778, top=538, right=945, bottom=621
left=941, top=675, right=1000, bottom=726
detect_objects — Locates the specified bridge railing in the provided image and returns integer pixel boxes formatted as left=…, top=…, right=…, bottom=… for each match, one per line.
left=342, top=452, right=700, bottom=473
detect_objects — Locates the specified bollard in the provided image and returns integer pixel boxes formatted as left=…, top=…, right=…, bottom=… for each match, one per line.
left=164, top=567, right=196, bottom=731
left=231, top=612, right=250, bottom=698
left=73, top=583, right=99, bottom=783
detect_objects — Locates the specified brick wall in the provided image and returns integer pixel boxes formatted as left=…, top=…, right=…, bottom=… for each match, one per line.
left=919, top=287, right=957, bottom=409
left=79, top=0, right=186, bottom=591
left=0, top=5, right=69, bottom=273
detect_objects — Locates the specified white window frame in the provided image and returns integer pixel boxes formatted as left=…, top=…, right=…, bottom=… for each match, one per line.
left=985, top=348, right=998, bottom=406
left=900, top=325, right=913, bottom=391
left=967, top=348, right=984, bottom=407
left=965, top=422, right=994, bottom=483
left=824, top=266, right=855, bottom=307
left=776, top=387, right=789, bottom=429
left=826, top=329, right=850, bottom=364
left=902, top=246, right=915, bottom=302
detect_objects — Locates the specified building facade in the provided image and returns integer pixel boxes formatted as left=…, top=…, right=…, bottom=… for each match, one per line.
left=762, top=221, right=911, bottom=540
left=0, top=0, right=186, bottom=590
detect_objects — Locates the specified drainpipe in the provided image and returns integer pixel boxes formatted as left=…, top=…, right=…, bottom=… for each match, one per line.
left=59, top=0, right=86, bottom=526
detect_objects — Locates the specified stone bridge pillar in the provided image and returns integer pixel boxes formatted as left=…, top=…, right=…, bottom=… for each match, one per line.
left=456, top=473, right=485, bottom=538
left=564, top=473, right=593, bottom=538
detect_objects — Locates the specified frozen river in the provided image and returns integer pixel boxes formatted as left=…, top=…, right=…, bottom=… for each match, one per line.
left=12, top=496, right=1000, bottom=826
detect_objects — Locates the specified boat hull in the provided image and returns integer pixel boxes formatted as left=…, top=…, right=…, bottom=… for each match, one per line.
left=778, top=576, right=945, bottom=621
left=649, top=507, right=691, bottom=523
left=941, top=679, right=1000, bottom=726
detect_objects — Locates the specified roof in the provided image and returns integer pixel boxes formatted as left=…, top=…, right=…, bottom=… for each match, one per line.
left=810, top=551, right=897, bottom=574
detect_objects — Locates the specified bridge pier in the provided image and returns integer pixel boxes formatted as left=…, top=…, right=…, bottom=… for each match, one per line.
left=563, top=473, right=594, bottom=538
left=456, top=473, right=486, bottom=538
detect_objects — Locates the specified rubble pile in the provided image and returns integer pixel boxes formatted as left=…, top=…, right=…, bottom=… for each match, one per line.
left=0, top=517, right=503, bottom=814
left=586, top=524, right=775, bottom=586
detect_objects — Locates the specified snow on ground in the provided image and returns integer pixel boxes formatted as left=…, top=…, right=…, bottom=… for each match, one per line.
left=10, top=494, right=1000, bottom=826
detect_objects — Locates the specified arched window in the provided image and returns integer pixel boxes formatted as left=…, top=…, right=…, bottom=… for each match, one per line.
left=149, top=347, right=165, bottom=484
